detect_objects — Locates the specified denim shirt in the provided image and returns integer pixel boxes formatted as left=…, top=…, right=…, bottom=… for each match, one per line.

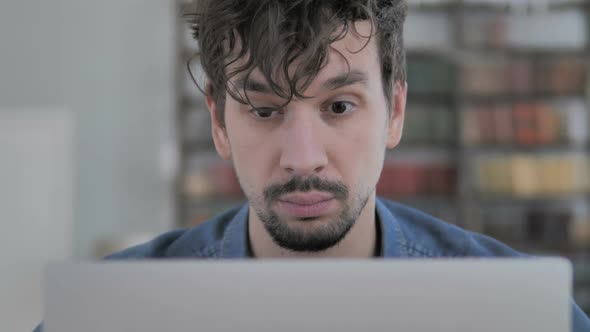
left=34, top=198, right=590, bottom=332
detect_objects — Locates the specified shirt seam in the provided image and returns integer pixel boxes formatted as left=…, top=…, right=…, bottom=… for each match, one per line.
left=377, top=198, right=410, bottom=257
left=402, top=242, right=466, bottom=258
left=220, top=219, right=235, bottom=258
left=402, top=243, right=436, bottom=257
left=190, top=243, right=219, bottom=258
left=392, top=218, right=410, bottom=257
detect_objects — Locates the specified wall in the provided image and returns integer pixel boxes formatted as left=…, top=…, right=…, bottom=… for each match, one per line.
left=0, top=1, right=176, bottom=329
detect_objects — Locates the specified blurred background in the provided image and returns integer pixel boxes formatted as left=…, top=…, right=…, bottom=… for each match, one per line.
left=1, top=0, right=589, bottom=330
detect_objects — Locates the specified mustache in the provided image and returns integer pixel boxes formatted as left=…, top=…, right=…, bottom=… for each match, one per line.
left=264, top=176, right=349, bottom=202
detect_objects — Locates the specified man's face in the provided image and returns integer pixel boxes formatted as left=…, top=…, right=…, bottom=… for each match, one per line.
left=208, top=22, right=405, bottom=252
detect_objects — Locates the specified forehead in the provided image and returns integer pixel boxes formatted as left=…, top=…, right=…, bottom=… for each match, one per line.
left=228, top=21, right=380, bottom=93
left=310, top=21, right=379, bottom=82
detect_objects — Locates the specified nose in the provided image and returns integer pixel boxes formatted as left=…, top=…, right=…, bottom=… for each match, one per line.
left=279, top=110, right=328, bottom=177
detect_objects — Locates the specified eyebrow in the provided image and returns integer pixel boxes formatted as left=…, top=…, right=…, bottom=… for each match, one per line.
left=235, top=77, right=271, bottom=93
left=235, top=70, right=369, bottom=95
left=322, top=70, right=369, bottom=90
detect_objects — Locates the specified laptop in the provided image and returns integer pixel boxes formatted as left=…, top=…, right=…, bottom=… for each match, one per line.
left=43, top=258, right=571, bottom=332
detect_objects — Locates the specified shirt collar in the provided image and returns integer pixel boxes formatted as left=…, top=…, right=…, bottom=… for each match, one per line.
left=375, top=197, right=408, bottom=257
left=220, top=198, right=408, bottom=258
left=219, top=204, right=251, bottom=258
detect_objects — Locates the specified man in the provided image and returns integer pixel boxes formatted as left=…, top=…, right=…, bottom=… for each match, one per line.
left=34, top=0, right=590, bottom=331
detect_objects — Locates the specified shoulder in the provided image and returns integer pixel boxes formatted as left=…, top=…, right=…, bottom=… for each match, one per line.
left=105, top=205, right=244, bottom=259
left=378, top=198, right=525, bottom=258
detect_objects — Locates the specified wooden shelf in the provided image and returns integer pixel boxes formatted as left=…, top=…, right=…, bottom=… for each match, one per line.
left=409, top=0, right=590, bottom=12
left=469, top=193, right=588, bottom=206
left=458, top=92, right=588, bottom=103
left=462, top=144, right=588, bottom=154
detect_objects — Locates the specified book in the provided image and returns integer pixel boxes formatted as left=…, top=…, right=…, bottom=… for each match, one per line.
left=562, top=98, right=589, bottom=145
left=429, top=107, right=454, bottom=143
left=535, top=103, right=559, bottom=145
left=508, top=59, right=532, bottom=95
left=477, top=106, right=495, bottom=144
left=510, top=156, right=538, bottom=197
left=492, top=104, right=514, bottom=145
left=513, top=103, right=539, bottom=146
left=462, top=107, right=481, bottom=146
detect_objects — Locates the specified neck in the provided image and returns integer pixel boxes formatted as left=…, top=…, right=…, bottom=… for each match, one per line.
left=249, top=193, right=378, bottom=258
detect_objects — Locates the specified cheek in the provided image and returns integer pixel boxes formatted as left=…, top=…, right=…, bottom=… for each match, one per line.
left=224, top=108, right=277, bottom=191
left=330, top=115, right=387, bottom=187
left=225, top=103, right=267, bottom=149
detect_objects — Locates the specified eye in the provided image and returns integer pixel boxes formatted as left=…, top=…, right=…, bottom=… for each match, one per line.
left=325, top=101, right=355, bottom=115
left=250, top=107, right=282, bottom=119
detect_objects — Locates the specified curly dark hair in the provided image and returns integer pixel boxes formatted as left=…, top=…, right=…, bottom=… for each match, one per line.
left=186, top=0, right=407, bottom=124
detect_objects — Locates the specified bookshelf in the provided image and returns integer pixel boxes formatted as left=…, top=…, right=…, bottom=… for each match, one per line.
left=175, top=0, right=590, bottom=312
left=403, top=0, right=590, bottom=311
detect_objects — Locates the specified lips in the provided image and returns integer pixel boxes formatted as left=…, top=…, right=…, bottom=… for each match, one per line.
left=276, top=192, right=336, bottom=218
left=279, top=192, right=333, bottom=205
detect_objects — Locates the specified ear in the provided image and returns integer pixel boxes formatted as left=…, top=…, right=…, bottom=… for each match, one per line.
left=205, top=84, right=232, bottom=160
left=386, top=81, right=407, bottom=149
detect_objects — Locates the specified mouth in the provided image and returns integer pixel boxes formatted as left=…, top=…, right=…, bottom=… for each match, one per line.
left=276, top=192, right=336, bottom=219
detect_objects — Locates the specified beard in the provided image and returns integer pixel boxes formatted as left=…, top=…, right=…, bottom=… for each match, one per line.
left=248, top=175, right=371, bottom=252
